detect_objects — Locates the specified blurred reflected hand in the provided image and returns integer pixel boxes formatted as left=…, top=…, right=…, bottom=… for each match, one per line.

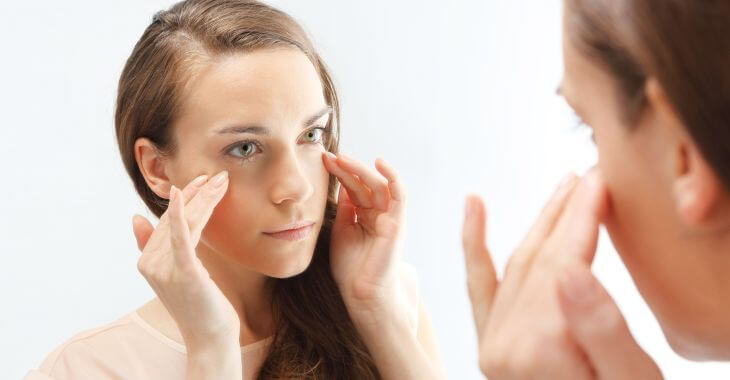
left=462, top=169, right=662, bottom=379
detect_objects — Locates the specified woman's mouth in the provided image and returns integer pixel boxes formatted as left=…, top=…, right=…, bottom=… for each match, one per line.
left=262, top=221, right=315, bottom=241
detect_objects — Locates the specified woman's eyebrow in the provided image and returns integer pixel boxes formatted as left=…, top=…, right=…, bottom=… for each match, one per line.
left=215, top=125, right=270, bottom=136
left=304, top=106, right=333, bottom=127
left=213, top=106, right=332, bottom=135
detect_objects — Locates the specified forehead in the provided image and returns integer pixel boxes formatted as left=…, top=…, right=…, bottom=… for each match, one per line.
left=174, top=48, right=326, bottom=135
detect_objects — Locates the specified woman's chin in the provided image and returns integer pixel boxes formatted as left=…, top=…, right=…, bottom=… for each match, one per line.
left=259, top=251, right=315, bottom=279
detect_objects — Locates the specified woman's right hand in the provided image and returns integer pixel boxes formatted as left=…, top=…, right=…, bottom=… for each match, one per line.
left=130, top=170, right=240, bottom=354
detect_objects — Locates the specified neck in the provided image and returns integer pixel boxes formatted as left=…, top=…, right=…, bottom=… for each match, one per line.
left=138, top=244, right=277, bottom=348
left=196, top=242, right=276, bottom=346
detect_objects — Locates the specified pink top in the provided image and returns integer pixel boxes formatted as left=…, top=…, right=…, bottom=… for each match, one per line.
left=24, top=264, right=421, bottom=379
left=23, top=311, right=273, bottom=380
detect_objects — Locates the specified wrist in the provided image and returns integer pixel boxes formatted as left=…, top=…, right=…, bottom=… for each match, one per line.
left=349, top=301, right=414, bottom=341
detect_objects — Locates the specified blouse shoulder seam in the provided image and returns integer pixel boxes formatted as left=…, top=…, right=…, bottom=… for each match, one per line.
left=43, top=314, right=135, bottom=374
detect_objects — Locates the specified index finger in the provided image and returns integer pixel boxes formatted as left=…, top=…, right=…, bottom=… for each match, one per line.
left=158, top=174, right=209, bottom=226
left=500, top=174, right=579, bottom=290
left=546, top=168, right=608, bottom=265
left=184, top=170, right=230, bottom=244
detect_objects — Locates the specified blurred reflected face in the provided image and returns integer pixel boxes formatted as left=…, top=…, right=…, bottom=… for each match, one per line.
left=561, top=3, right=730, bottom=359
left=166, top=48, right=331, bottom=278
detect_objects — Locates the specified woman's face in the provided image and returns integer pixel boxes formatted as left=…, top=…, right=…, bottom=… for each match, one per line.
left=561, top=4, right=730, bottom=359
left=164, top=48, right=331, bottom=279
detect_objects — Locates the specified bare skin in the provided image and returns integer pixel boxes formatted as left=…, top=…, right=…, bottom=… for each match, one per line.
left=463, top=0, right=730, bottom=378
left=132, top=48, right=445, bottom=379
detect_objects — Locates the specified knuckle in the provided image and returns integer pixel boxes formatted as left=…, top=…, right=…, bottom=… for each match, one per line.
left=594, top=301, right=624, bottom=335
left=136, top=257, right=147, bottom=274
left=377, top=182, right=389, bottom=195
left=505, top=250, right=529, bottom=275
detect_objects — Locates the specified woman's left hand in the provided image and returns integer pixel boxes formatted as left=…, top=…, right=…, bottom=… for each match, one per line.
left=322, top=152, right=408, bottom=327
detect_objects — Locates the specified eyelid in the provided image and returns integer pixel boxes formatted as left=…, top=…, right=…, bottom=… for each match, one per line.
left=298, top=125, right=329, bottom=143
left=224, top=139, right=262, bottom=159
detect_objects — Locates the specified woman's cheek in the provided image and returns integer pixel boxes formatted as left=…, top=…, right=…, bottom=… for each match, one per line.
left=201, top=178, right=263, bottom=248
left=302, top=147, right=330, bottom=194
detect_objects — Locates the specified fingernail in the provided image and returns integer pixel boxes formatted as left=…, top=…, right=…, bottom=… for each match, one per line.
left=559, top=266, right=598, bottom=306
left=324, top=151, right=337, bottom=160
left=191, top=174, right=208, bottom=187
left=211, top=170, right=228, bottom=187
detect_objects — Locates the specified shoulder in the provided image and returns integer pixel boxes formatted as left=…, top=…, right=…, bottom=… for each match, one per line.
left=396, top=262, right=447, bottom=376
left=28, top=313, right=144, bottom=379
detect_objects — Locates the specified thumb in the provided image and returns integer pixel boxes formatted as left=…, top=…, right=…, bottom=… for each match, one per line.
left=462, top=194, right=498, bottom=343
left=132, top=214, right=154, bottom=252
left=557, top=264, right=663, bottom=380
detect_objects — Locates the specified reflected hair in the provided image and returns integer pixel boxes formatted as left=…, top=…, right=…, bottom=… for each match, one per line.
left=566, top=0, right=730, bottom=188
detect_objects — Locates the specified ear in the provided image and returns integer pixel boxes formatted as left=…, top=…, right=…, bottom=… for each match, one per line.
left=134, top=137, right=172, bottom=200
left=645, top=78, right=722, bottom=225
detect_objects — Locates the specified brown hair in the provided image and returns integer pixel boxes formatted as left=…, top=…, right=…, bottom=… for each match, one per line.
left=114, top=0, right=380, bottom=378
left=565, top=0, right=730, bottom=187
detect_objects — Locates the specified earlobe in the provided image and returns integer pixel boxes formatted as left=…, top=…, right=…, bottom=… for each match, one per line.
left=134, top=137, right=171, bottom=200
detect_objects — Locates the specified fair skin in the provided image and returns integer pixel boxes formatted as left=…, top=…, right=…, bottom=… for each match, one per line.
left=463, top=0, right=730, bottom=378
left=132, top=48, right=445, bottom=379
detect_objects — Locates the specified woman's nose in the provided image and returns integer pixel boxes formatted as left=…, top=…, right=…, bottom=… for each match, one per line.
left=268, top=150, right=315, bottom=205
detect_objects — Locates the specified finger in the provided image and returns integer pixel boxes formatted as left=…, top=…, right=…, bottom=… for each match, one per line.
left=158, top=174, right=208, bottom=226
left=181, top=174, right=209, bottom=203
left=557, top=265, right=663, bottom=380
left=168, top=185, right=196, bottom=269
left=374, top=157, right=406, bottom=217
left=335, top=153, right=391, bottom=211
left=462, top=194, right=498, bottom=343
left=503, top=174, right=579, bottom=285
left=322, top=152, right=374, bottom=208
left=132, top=214, right=155, bottom=251
left=185, top=170, right=229, bottom=244
left=333, top=185, right=357, bottom=230
left=546, top=168, right=609, bottom=265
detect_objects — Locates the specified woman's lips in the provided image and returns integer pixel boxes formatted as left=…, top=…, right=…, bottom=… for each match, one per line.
left=262, top=222, right=315, bottom=241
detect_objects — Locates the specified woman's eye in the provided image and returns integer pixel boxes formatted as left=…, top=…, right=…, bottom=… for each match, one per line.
left=300, top=127, right=325, bottom=144
left=229, top=141, right=260, bottom=159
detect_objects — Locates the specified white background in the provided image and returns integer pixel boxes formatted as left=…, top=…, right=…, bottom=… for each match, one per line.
left=1, top=1, right=729, bottom=379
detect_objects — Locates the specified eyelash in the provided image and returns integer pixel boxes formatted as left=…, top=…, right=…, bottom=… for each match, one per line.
left=225, top=126, right=330, bottom=165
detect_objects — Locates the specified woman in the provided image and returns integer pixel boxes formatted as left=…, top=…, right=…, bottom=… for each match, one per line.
left=25, top=1, right=444, bottom=379
left=463, top=0, right=730, bottom=378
